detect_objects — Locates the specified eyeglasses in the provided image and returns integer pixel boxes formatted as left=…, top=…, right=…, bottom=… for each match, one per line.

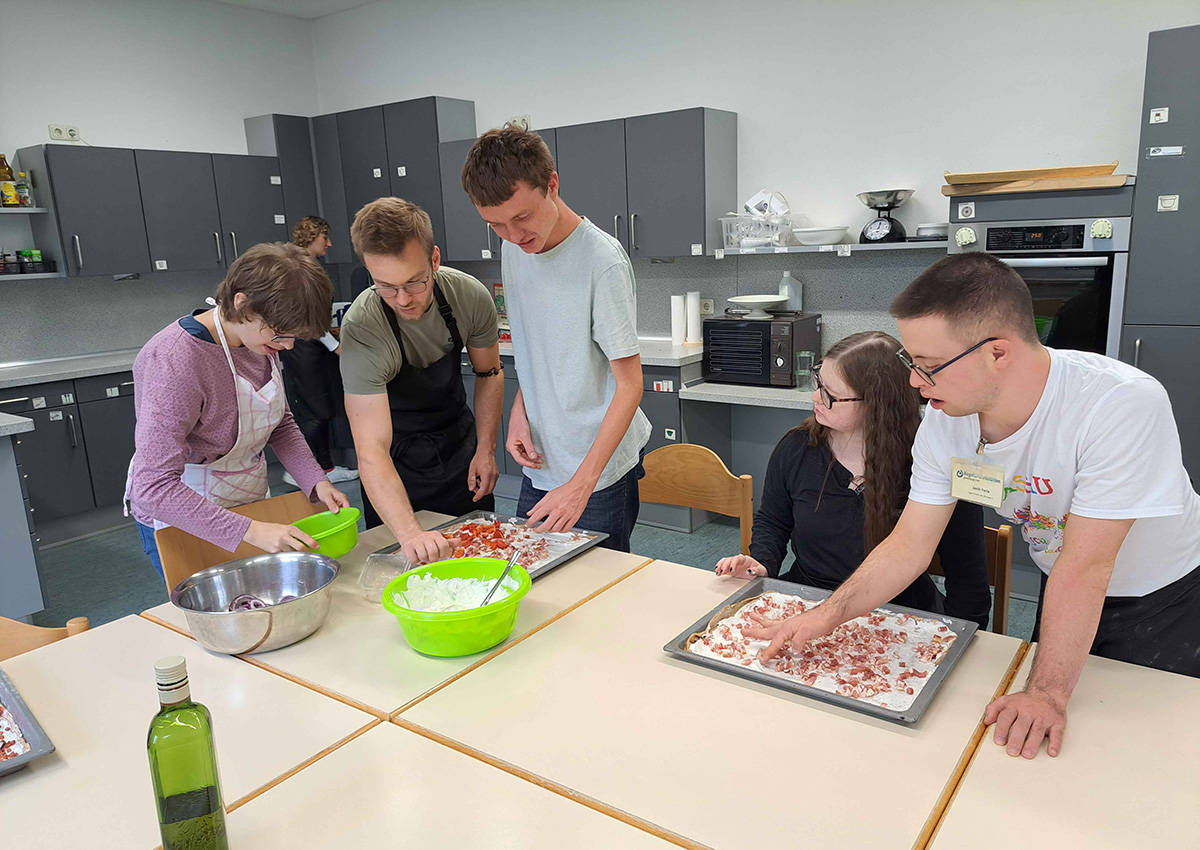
left=369, top=268, right=432, bottom=298
left=813, top=367, right=863, bottom=409
left=895, top=338, right=998, bottom=386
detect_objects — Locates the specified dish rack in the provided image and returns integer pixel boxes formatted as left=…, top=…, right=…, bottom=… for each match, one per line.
left=720, top=213, right=794, bottom=250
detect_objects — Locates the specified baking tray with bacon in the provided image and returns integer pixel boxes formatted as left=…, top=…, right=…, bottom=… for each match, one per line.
left=663, top=578, right=977, bottom=724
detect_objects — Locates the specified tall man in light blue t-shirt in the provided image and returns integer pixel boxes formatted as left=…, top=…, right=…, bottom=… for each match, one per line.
left=460, top=126, right=651, bottom=551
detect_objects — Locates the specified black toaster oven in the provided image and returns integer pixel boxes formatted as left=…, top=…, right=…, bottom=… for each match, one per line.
left=702, top=313, right=822, bottom=387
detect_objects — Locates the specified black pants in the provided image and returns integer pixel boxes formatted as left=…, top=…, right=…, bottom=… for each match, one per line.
left=1032, top=565, right=1200, bottom=677
left=361, top=473, right=494, bottom=530
left=517, top=459, right=645, bottom=553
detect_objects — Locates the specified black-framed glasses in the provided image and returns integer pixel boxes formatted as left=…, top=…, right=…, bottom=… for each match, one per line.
left=813, top=366, right=863, bottom=409
left=369, top=267, right=432, bottom=298
left=895, top=337, right=998, bottom=386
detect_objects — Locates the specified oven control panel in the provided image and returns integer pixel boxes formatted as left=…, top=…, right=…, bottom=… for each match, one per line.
left=986, top=225, right=1085, bottom=251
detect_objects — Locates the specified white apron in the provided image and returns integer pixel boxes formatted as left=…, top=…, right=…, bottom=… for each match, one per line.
left=125, top=302, right=287, bottom=529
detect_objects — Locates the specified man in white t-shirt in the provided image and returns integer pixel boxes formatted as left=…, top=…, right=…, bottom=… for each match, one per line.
left=459, top=126, right=651, bottom=551
left=748, top=252, right=1200, bottom=759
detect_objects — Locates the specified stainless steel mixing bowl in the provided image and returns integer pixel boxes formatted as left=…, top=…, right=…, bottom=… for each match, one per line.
left=169, top=552, right=340, bottom=655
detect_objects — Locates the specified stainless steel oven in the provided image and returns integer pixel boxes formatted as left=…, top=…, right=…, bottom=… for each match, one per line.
left=947, top=217, right=1129, bottom=357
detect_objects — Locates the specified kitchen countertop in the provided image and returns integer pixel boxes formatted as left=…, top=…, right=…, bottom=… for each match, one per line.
left=679, top=379, right=815, bottom=410
left=498, top=337, right=703, bottom=367
left=0, top=411, right=34, bottom=437
left=0, top=347, right=140, bottom=389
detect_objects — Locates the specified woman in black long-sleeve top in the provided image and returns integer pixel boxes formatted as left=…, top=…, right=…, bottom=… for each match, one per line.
left=716, top=331, right=993, bottom=629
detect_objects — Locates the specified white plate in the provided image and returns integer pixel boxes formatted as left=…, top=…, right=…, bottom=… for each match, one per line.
left=728, top=295, right=788, bottom=319
left=791, top=226, right=849, bottom=245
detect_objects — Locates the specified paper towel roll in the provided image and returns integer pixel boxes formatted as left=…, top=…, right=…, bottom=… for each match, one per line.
left=671, top=295, right=686, bottom=346
left=685, top=291, right=702, bottom=344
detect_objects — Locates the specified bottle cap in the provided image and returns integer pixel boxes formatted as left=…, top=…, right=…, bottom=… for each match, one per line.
left=154, top=656, right=190, bottom=702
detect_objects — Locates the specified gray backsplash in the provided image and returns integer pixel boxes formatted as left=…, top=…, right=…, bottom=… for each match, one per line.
left=0, top=247, right=946, bottom=365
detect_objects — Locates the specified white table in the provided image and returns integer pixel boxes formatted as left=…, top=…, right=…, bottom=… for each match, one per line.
left=401, top=560, right=1026, bottom=850
left=930, top=645, right=1200, bottom=849
left=143, top=512, right=650, bottom=717
left=223, top=721, right=681, bottom=848
left=0, top=616, right=375, bottom=850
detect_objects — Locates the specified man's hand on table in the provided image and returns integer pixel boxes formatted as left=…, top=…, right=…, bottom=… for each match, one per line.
left=984, top=686, right=1067, bottom=759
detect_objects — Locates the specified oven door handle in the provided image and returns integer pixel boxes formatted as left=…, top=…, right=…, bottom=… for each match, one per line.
left=1004, top=257, right=1109, bottom=269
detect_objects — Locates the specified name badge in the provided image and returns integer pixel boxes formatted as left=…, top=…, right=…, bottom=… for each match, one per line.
left=950, top=456, right=1006, bottom=509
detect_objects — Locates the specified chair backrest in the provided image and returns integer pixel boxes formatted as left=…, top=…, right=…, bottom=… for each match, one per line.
left=0, top=616, right=89, bottom=662
left=927, top=524, right=1013, bottom=635
left=638, top=444, right=755, bottom=555
left=154, top=490, right=320, bottom=592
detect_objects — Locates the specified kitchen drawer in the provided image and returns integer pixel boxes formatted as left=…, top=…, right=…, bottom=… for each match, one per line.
left=0, top=380, right=78, bottom=414
left=643, top=365, right=682, bottom=394
left=74, top=371, right=135, bottom=403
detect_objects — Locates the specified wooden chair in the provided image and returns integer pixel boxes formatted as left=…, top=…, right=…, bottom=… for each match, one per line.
left=154, top=490, right=320, bottom=592
left=638, top=444, right=755, bottom=555
left=0, top=616, right=90, bottom=663
left=928, top=524, right=1013, bottom=635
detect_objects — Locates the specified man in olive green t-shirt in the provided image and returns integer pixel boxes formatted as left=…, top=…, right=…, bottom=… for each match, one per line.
left=341, top=198, right=503, bottom=564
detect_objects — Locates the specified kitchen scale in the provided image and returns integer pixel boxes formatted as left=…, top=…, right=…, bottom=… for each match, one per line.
left=856, top=189, right=914, bottom=243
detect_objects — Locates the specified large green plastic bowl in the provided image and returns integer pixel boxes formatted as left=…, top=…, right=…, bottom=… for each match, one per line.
left=293, top=507, right=361, bottom=559
left=381, top=558, right=531, bottom=657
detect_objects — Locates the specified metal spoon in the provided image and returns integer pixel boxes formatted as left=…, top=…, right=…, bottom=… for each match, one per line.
left=480, top=548, right=522, bottom=607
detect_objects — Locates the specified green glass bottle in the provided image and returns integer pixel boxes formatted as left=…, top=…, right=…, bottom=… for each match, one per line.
left=147, top=656, right=230, bottom=850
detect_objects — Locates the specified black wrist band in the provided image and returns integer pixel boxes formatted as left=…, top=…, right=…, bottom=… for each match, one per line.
left=473, top=365, right=502, bottom=378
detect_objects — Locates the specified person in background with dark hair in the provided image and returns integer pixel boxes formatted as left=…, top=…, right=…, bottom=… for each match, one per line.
left=715, top=332, right=991, bottom=629
left=280, top=216, right=359, bottom=488
left=125, top=243, right=351, bottom=578
left=460, top=126, right=650, bottom=552
left=747, top=252, right=1200, bottom=761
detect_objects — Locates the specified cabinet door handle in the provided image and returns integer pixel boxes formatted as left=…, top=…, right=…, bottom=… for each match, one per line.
left=213, top=232, right=223, bottom=263
left=67, top=412, right=78, bottom=448
left=73, top=234, right=83, bottom=270
left=613, top=214, right=621, bottom=239
left=120, top=381, right=135, bottom=387
left=630, top=213, right=638, bottom=251
left=230, top=232, right=239, bottom=258
left=1133, top=338, right=1142, bottom=368
left=0, top=397, right=30, bottom=405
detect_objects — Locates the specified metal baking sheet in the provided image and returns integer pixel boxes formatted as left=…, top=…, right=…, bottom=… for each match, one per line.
left=371, top=510, right=609, bottom=580
left=0, top=668, right=55, bottom=776
left=663, top=578, right=978, bottom=724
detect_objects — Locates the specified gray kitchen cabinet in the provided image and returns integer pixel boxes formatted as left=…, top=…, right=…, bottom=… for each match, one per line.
left=1120, top=326, right=1200, bottom=480
left=12, top=405, right=95, bottom=522
left=534, top=128, right=557, bottom=165
left=624, top=108, right=737, bottom=258
left=135, top=149, right=224, bottom=272
left=501, top=375, right=521, bottom=476
left=640, top=390, right=682, bottom=454
left=212, top=154, right=289, bottom=261
left=0, top=435, right=44, bottom=619
left=19, top=144, right=153, bottom=277
left=461, top=367, right=508, bottom=476
left=384, top=96, right=476, bottom=250
left=556, top=119, right=629, bottom=252
left=1125, top=24, right=1200, bottom=325
left=439, top=138, right=494, bottom=262
left=337, top=106, right=391, bottom=225
left=312, top=113, right=355, bottom=265
left=75, top=372, right=137, bottom=509
left=245, top=114, right=321, bottom=236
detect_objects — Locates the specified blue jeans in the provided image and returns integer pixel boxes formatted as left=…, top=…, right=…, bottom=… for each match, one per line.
left=136, top=521, right=165, bottom=579
left=517, top=460, right=645, bottom=553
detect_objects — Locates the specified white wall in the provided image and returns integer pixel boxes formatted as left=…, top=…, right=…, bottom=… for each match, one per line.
left=0, top=0, right=317, bottom=157
left=311, top=0, right=1200, bottom=229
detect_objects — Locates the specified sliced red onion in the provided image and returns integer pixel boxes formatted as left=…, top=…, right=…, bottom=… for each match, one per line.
left=277, top=595, right=296, bottom=604
left=228, top=594, right=268, bottom=612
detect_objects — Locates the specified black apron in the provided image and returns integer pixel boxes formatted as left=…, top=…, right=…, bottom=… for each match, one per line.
left=360, top=283, right=493, bottom=529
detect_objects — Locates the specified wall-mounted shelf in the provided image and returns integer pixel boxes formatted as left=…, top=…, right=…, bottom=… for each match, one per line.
left=713, top=241, right=948, bottom=257
left=0, top=207, right=49, bottom=214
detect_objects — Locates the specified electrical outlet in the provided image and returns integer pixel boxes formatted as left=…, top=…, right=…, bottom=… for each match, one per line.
left=507, top=114, right=532, bottom=131
left=958, top=202, right=976, bottom=220
left=49, top=124, right=82, bottom=142
left=699, top=298, right=715, bottom=316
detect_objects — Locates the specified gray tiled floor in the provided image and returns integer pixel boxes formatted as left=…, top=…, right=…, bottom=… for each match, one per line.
left=34, top=485, right=1038, bottom=642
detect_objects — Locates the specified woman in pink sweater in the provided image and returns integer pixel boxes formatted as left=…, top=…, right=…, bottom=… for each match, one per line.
left=126, top=243, right=350, bottom=578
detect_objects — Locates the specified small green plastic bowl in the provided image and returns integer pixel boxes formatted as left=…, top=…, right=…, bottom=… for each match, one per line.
left=381, top=558, right=531, bottom=657
left=293, top=507, right=361, bottom=559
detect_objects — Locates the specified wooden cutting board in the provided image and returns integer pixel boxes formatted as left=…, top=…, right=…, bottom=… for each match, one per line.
left=942, top=174, right=1129, bottom=197
left=943, top=162, right=1118, bottom=185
